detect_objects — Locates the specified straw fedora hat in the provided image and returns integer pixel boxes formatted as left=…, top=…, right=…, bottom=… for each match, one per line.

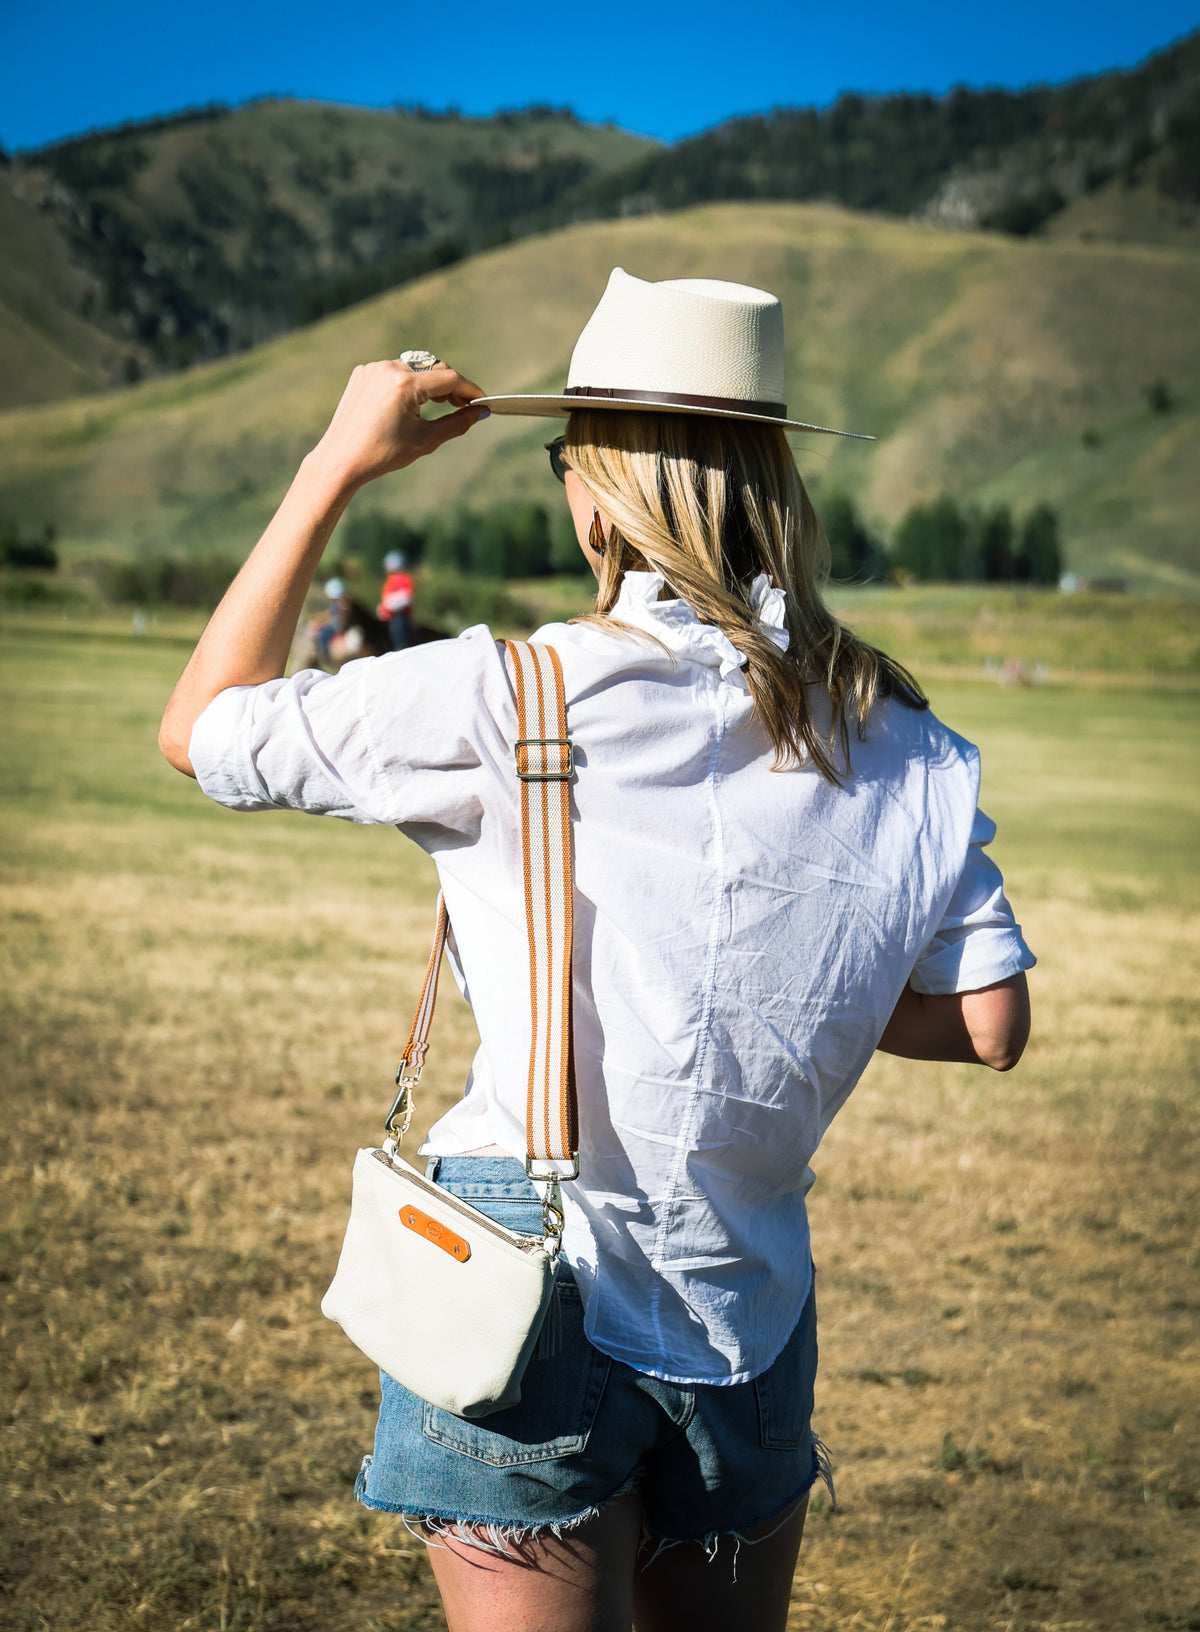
left=476, top=267, right=870, bottom=440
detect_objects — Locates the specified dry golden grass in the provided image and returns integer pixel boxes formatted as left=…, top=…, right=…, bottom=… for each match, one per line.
left=1, top=621, right=1197, bottom=1631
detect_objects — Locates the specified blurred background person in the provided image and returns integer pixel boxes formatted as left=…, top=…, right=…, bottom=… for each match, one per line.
left=377, top=550, right=415, bottom=650
left=315, top=576, right=350, bottom=664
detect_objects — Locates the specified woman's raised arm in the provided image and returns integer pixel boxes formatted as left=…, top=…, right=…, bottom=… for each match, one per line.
left=877, top=972, right=1031, bottom=1072
left=158, top=361, right=485, bottom=776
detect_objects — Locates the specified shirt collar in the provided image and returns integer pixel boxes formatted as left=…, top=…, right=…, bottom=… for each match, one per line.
left=611, top=571, right=790, bottom=680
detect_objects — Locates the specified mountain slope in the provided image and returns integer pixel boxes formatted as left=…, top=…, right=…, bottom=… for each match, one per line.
left=0, top=202, right=1195, bottom=590
left=974, top=379, right=1199, bottom=589
left=0, top=168, right=145, bottom=408
left=4, top=30, right=1196, bottom=420
left=8, top=101, right=652, bottom=373
left=572, top=30, right=1200, bottom=235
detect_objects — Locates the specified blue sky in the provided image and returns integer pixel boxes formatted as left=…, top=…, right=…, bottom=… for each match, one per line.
left=1, top=0, right=1197, bottom=152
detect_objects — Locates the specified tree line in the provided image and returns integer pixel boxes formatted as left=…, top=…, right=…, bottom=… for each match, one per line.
left=0, top=494, right=1063, bottom=613
left=0, top=521, right=58, bottom=571
left=573, top=30, right=1200, bottom=227
left=340, top=502, right=589, bottom=581
left=340, top=491, right=1062, bottom=589
left=803, top=490, right=1061, bottom=586
left=889, top=496, right=1062, bottom=585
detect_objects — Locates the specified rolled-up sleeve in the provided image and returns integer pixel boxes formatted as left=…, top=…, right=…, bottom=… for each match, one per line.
left=188, top=626, right=510, bottom=845
left=909, top=807, right=1036, bottom=995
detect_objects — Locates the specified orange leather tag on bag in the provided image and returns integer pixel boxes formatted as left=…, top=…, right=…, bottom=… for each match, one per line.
left=399, top=1204, right=471, bottom=1263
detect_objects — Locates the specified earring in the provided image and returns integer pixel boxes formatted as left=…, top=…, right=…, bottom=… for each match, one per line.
left=589, top=507, right=606, bottom=556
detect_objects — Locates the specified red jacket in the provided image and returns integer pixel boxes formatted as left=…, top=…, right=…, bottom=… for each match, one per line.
left=377, top=571, right=414, bottom=620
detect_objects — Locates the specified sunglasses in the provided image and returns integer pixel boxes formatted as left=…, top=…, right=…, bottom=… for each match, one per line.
left=545, top=436, right=571, bottom=484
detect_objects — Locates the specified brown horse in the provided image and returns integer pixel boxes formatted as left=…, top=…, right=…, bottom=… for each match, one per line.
left=292, top=598, right=448, bottom=672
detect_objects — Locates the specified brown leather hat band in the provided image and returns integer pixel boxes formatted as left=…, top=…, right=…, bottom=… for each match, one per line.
left=564, top=385, right=787, bottom=418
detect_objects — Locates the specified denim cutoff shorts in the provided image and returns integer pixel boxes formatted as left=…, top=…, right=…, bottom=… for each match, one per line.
left=354, top=1156, right=828, bottom=1544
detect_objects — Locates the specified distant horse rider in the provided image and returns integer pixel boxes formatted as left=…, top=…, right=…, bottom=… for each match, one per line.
left=377, top=550, right=415, bottom=651
left=315, top=577, right=350, bottom=663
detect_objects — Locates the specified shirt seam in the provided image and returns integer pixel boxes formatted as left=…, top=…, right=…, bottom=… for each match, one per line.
left=645, top=677, right=728, bottom=1357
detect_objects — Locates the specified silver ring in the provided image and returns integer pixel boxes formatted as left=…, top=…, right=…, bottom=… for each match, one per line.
left=398, top=349, right=440, bottom=372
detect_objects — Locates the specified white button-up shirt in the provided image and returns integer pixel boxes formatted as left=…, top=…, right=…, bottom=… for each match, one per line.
left=190, top=572, right=1034, bottom=1385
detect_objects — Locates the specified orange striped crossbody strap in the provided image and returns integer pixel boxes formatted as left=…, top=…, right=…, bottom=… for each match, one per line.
left=505, top=640, right=578, bottom=1174
left=385, top=643, right=577, bottom=1178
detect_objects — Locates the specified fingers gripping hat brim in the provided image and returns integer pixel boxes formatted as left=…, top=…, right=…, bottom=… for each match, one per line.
left=474, top=392, right=874, bottom=439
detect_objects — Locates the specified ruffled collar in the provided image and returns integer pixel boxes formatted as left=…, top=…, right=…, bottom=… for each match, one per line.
left=610, top=571, right=789, bottom=680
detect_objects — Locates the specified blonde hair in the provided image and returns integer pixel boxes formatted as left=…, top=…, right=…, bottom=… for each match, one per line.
left=564, top=409, right=926, bottom=784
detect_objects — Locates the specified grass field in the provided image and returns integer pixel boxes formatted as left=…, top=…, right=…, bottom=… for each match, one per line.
left=1, top=612, right=1197, bottom=1631
left=8, top=579, right=1199, bottom=684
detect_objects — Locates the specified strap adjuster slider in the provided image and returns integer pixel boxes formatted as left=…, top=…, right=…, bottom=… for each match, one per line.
left=515, top=737, right=575, bottom=782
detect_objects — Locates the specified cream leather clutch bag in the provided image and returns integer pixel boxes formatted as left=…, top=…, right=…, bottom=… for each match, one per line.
left=322, top=1146, right=558, bottom=1417
left=321, top=641, right=579, bottom=1419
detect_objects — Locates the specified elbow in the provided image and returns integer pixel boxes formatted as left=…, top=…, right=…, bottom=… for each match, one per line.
left=983, top=1039, right=1026, bottom=1073
left=158, top=712, right=196, bottom=778
left=981, top=1006, right=1031, bottom=1074
left=968, top=973, right=1031, bottom=1072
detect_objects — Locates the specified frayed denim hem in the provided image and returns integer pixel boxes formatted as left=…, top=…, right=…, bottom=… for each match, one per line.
left=353, top=1436, right=836, bottom=1577
left=354, top=1454, right=641, bottom=1559
left=638, top=1435, right=837, bottom=1585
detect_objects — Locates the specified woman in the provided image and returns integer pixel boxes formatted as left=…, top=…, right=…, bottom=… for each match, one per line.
left=160, top=272, right=1033, bottom=1632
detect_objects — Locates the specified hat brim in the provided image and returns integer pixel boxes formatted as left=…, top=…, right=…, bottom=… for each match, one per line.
left=474, top=393, right=874, bottom=441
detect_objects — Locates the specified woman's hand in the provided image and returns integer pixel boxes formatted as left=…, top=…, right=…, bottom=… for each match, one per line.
left=310, top=360, right=487, bottom=492
left=159, top=358, right=488, bottom=777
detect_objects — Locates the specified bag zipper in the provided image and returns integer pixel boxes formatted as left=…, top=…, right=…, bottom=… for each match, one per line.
left=369, top=1150, right=548, bottom=1254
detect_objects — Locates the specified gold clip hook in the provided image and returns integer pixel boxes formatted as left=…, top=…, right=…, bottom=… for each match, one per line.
left=384, top=1060, right=421, bottom=1144
left=542, top=1180, right=565, bottom=1241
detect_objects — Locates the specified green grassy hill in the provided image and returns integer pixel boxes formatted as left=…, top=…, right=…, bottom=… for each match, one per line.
left=5, top=32, right=1195, bottom=419
left=1042, top=179, right=1200, bottom=252
left=1, top=200, right=1196, bottom=590
left=975, top=379, right=1199, bottom=589
left=7, top=100, right=652, bottom=378
left=0, top=170, right=144, bottom=409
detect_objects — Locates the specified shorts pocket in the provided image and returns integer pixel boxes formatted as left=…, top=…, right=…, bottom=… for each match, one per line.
left=422, top=1281, right=611, bottom=1466
left=753, top=1285, right=817, bottom=1450
left=448, top=1193, right=543, bottom=1239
